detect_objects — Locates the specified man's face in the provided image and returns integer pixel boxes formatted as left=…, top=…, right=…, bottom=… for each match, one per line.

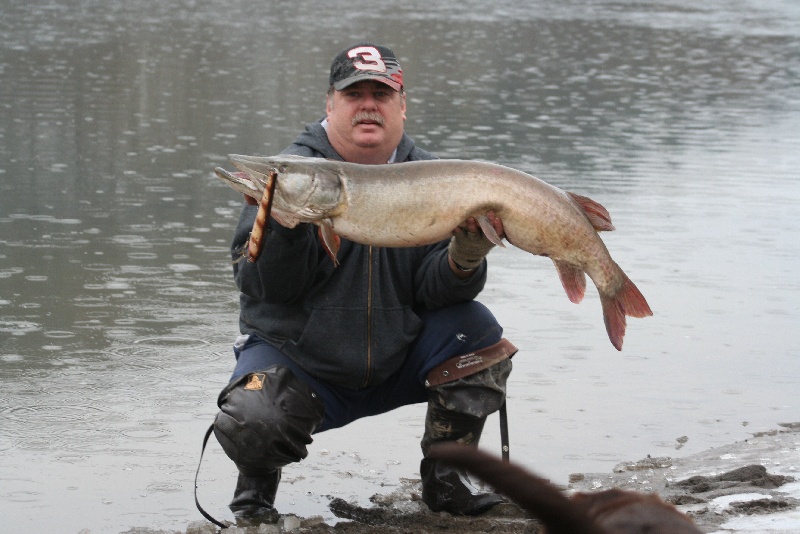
left=326, top=80, right=407, bottom=163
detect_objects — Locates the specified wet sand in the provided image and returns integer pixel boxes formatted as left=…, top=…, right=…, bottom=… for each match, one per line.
left=132, top=424, right=799, bottom=534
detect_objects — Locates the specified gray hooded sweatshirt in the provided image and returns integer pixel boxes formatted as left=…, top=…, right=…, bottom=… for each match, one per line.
left=231, top=121, right=488, bottom=390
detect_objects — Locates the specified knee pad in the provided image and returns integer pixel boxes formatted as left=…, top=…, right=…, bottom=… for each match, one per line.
left=214, top=365, right=324, bottom=473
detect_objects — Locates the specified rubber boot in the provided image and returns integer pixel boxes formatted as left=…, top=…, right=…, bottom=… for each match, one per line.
left=420, top=412, right=505, bottom=515
left=229, top=468, right=281, bottom=525
left=420, top=360, right=511, bottom=515
left=214, top=365, right=325, bottom=526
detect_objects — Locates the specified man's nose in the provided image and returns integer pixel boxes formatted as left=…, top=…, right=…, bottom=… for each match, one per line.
left=359, top=93, right=378, bottom=109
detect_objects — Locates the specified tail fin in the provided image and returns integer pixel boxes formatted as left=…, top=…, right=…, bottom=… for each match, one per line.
left=601, top=274, right=653, bottom=350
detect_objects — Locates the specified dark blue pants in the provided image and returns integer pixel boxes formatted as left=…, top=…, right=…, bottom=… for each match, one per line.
left=230, top=300, right=502, bottom=433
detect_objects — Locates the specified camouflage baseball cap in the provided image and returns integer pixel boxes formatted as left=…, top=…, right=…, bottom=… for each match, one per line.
left=329, top=42, right=404, bottom=92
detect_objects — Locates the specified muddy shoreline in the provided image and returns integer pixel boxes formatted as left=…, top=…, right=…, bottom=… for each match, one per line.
left=116, top=424, right=800, bottom=534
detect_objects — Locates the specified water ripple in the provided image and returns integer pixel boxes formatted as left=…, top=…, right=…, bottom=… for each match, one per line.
left=0, top=320, right=41, bottom=334
left=1, top=402, right=107, bottom=424
left=132, top=336, right=211, bottom=347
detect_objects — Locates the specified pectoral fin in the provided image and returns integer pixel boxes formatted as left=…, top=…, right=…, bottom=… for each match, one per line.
left=318, top=221, right=341, bottom=267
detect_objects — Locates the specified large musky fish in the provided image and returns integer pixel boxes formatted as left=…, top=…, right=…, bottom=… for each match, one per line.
left=214, top=155, right=652, bottom=350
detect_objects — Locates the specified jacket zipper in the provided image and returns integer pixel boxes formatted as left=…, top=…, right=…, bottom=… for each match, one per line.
left=363, top=245, right=374, bottom=387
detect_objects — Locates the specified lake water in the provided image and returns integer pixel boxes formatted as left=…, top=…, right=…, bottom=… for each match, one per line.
left=1, top=1, right=798, bottom=532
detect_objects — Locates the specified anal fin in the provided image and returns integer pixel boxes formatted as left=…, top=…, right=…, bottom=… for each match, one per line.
left=553, top=259, right=587, bottom=304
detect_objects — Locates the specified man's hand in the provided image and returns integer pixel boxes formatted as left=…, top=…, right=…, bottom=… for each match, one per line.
left=448, top=211, right=504, bottom=277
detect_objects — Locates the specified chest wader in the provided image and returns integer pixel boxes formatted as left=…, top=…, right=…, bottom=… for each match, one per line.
left=211, top=365, right=324, bottom=525
left=420, top=338, right=516, bottom=515
left=195, top=340, right=516, bottom=526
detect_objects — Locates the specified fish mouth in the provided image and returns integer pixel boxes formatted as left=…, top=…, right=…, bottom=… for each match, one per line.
left=226, top=154, right=282, bottom=192
left=214, top=166, right=262, bottom=201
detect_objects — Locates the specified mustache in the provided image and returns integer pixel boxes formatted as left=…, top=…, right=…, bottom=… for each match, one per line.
left=352, top=112, right=385, bottom=126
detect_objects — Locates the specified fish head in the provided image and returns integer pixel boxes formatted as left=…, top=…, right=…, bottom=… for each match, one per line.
left=228, top=154, right=345, bottom=222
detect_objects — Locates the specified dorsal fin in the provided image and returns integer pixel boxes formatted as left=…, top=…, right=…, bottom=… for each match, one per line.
left=567, top=192, right=615, bottom=232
